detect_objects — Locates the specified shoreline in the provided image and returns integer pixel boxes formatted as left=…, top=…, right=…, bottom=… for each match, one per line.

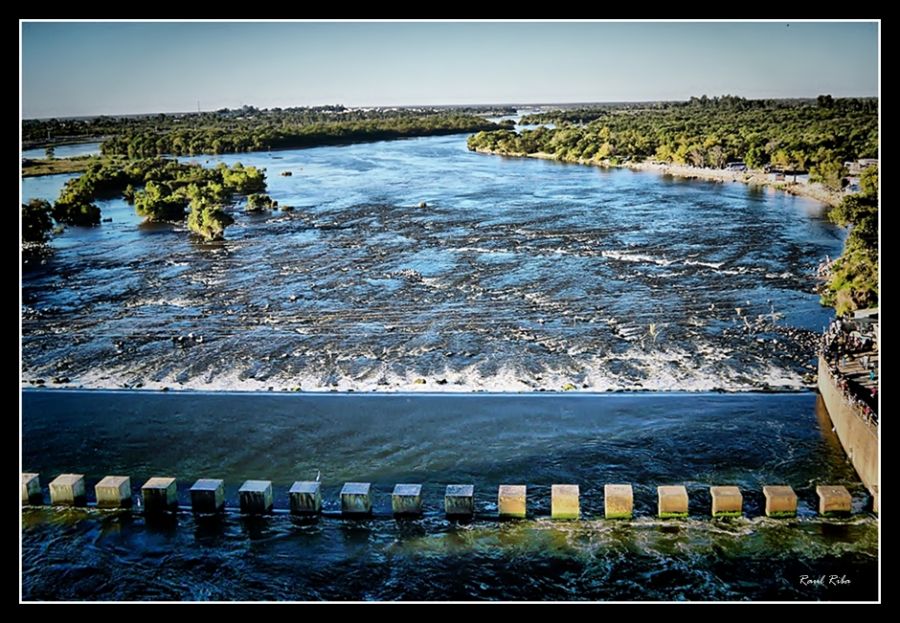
left=472, top=148, right=844, bottom=208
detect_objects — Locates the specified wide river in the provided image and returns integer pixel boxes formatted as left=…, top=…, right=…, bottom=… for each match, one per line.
left=22, top=133, right=843, bottom=393
left=21, top=133, right=876, bottom=601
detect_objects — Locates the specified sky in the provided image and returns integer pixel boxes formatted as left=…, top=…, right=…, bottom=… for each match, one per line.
left=21, top=21, right=879, bottom=119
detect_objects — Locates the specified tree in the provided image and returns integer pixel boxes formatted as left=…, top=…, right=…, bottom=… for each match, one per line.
left=245, top=193, right=277, bottom=212
left=707, top=145, right=727, bottom=169
left=44, top=146, right=55, bottom=159
left=22, top=199, right=53, bottom=243
left=859, top=165, right=878, bottom=197
left=744, top=144, right=767, bottom=169
left=187, top=197, right=234, bottom=241
left=822, top=165, right=878, bottom=315
left=810, top=158, right=844, bottom=190
left=817, top=94, right=835, bottom=108
left=134, top=181, right=188, bottom=222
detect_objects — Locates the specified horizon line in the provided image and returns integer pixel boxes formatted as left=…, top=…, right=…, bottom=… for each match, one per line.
left=21, top=93, right=880, bottom=122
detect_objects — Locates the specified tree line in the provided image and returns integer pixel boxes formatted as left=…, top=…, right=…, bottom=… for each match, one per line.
left=471, top=96, right=876, bottom=190
left=23, top=106, right=500, bottom=155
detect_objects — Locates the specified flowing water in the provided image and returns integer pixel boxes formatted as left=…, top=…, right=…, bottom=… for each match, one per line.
left=21, top=390, right=877, bottom=601
left=21, top=133, right=876, bottom=601
left=22, top=133, right=842, bottom=393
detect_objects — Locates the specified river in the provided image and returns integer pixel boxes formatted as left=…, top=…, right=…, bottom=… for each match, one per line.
left=21, top=133, right=844, bottom=393
left=21, top=390, right=877, bottom=601
left=21, top=132, right=874, bottom=601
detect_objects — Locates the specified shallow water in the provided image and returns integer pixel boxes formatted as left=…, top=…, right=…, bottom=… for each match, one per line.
left=21, top=390, right=877, bottom=601
left=21, top=133, right=843, bottom=393
left=21, top=141, right=102, bottom=161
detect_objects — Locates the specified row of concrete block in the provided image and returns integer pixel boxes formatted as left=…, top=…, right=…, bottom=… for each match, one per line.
left=21, top=473, right=856, bottom=518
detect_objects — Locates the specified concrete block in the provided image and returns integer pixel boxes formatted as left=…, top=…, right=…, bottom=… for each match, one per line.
left=657, top=485, right=689, bottom=518
left=341, top=482, right=372, bottom=515
left=289, top=481, right=321, bottom=515
left=498, top=484, right=527, bottom=518
left=239, top=480, right=273, bottom=514
left=22, top=473, right=41, bottom=505
left=49, top=473, right=86, bottom=506
left=604, top=484, right=633, bottom=519
left=763, top=485, right=797, bottom=518
left=142, top=477, right=177, bottom=513
left=392, top=484, right=423, bottom=516
left=445, top=484, right=474, bottom=517
left=710, top=486, right=742, bottom=518
left=95, top=476, right=132, bottom=508
left=190, top=479, right=225, bottom=514
left=817, top=485, right=852, bottom=516
left=551, top=484, right=580, bottom=519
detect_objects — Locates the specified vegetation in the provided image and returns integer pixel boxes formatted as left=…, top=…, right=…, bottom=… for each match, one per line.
left=822, top=166, right=879, bottom=315
left=245, top=192, right=277, bottom=212
left=134, top=181, right=189, bottom=221
left=22, top=199, right=54, bottom=243
left=23, top=106, right=499, bottom=157
left=21, top=155, right=101, bottom=177
left=471, top=96, right=877, bottom=190
left=187, top=195, right=234, bottom=241
left=32, top=157, right=269, bottom=242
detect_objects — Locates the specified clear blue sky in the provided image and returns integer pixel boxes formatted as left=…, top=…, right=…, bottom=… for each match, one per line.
left=21, top=21, right=878, bottom=119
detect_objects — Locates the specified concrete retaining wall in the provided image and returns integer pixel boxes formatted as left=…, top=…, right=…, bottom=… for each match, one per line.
left=818, top=355, right=879, bottom=512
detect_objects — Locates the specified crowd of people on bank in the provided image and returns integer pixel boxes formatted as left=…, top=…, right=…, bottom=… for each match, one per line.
left=822, top=318, right=879, bottom=425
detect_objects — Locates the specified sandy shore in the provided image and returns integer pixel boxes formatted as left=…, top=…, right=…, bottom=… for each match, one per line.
left=473, top=148, right=843, bottom=207
left=626, top=161, right=842, bottom=207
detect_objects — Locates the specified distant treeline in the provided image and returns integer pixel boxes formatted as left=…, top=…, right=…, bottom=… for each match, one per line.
left=470, top=95, right=877, bottom=189
left=23, top=106, right=500, bottom=155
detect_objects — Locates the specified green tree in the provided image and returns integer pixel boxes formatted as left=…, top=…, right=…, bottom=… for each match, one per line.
left=187, top=197, right=234, bottom=241
left=744, top=144, right=767, bottom=169
left=245, top=193, right=276, bottom=212
left=134, top=181, right=188, bottom=222
left=817, top=94, right=835, bottom=108
left=810, top=158, right=844, bottom=190
left=822, top=166, right=878, bottom=315
left=22, top=199, right=54, bottom=243
left=859, top=165, right=878, bottom=197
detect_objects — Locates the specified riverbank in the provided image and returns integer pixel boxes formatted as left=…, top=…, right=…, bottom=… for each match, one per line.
left=471, top=148, right=844, bottom=208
